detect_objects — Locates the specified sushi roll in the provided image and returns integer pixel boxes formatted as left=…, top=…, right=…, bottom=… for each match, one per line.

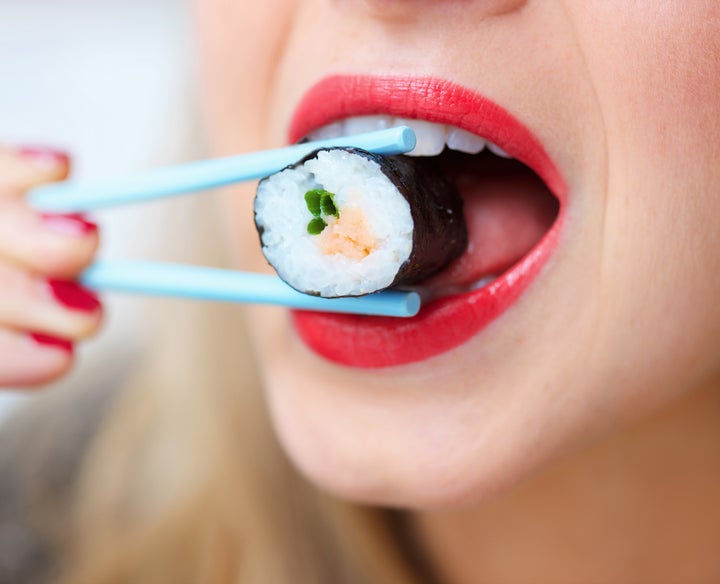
left=254, top=147, right=467, bottom=298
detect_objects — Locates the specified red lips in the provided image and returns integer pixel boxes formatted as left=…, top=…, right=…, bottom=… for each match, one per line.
left=288, top=76, right=566, bottom=367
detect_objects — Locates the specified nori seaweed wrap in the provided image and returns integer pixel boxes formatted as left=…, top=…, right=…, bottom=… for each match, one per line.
left=254, top=147, right=467, bottom=298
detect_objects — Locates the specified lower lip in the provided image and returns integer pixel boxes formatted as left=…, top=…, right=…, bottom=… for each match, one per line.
left=292, top=215, right=562, bottom=367
left=289, top=76, right=566, bottom=368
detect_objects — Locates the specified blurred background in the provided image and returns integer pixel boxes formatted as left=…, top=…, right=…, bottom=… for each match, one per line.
left=0, top=0, right=199, bottom=419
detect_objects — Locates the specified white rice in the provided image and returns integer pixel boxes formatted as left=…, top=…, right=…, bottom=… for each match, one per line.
left=255, top=149, right=414, bottom=297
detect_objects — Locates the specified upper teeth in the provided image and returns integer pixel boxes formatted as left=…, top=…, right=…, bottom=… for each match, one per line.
left=306, top=115, right=511, bottom=158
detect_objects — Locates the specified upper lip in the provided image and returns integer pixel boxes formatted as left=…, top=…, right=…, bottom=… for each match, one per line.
left=288, top=75, right=567, bottom=202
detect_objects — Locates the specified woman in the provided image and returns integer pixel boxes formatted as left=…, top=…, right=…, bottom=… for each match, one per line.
left=2, top=1, right=720, bottom=582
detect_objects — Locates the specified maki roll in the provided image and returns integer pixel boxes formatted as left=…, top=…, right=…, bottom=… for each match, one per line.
left=254, top=148, right=467, bottom=298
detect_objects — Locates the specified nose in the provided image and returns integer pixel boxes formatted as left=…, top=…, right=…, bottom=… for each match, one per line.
left=356, top=0, right=528, bottom=21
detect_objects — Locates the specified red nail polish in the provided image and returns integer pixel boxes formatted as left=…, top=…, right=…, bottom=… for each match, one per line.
left=48, top=280, right=101, bottom=313
left=40, top=213, right=98, bottom=237
left=17, top=147, right=70, bottom=170
left=30, top=333, right=74, bottom=353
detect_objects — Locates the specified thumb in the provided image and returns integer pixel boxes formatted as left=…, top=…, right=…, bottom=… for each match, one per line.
left=0, top=145, right=70, bottom=194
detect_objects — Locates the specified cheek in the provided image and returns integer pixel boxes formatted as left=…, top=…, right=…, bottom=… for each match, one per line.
left=197, top=0, right=301, bottom=268
left=197, top=0, right=299, bottom=153
left=572, top=1, right=720, bottom=403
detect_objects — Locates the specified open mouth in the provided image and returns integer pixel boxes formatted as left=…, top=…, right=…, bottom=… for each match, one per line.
left=286, top=76, right=566, bottom=368
left=306, top=117, right=559, bottom=302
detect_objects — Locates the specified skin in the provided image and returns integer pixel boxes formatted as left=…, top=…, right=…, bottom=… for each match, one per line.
left=0, top=148, right=101, bottom=387
left=5, top=0, right=717, bottom=580
left=198, top=0, right=720, bottom=487
left=197, top=1, right=720, bottom=579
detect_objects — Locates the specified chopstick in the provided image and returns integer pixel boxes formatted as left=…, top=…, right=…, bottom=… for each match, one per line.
left=27, top=127, right=422, bottom=318
left=81, top=261, right=421, bottom=318
left=28, top=127, right=416, bottom=212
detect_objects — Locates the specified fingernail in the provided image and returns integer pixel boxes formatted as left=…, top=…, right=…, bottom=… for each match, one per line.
left=17, top=147, right=70, bottom=172
left=47, top=279, right=101, bottom=313
left=30, top=332, right=74, bottom=353
left=40, top=213, right=98, bottom=237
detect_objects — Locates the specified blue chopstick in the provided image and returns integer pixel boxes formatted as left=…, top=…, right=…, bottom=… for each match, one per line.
left=28, top=127, right=416, bottom=212
left=26, top=128, right=422, bottom=317
left=81, top=261, right=420, bottom=318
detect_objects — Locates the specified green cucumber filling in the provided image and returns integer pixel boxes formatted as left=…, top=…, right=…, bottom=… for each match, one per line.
left=304, top=189, right=339, bottom=235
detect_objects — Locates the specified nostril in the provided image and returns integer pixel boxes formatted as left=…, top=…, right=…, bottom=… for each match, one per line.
left=358, top=0, right=426, bottom=22
left=358, top=0, right=528, bottom=21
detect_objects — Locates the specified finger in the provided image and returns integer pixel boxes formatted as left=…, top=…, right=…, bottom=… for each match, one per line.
left=0, top=328, right=74, bottom=389
left=0, top=264, right=102, bottom=341
left=0, top=146, right=70, bottom=194
left=0, top=200, right=99, bottom=279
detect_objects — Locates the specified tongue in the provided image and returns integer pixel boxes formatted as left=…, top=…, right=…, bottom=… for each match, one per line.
left=424, top=169, right=559, bottom=293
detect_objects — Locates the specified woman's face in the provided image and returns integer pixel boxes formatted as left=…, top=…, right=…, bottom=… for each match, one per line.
left=198, top=1, right=720, bottom=507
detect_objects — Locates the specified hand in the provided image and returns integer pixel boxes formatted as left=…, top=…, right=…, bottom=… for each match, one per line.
left=0, top=147, right=102, bottom=388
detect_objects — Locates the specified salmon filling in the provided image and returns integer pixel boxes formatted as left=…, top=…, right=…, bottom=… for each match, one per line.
left=317, top=206, right=377, bottom=260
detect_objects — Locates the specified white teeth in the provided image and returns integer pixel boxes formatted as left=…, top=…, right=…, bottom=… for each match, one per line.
left=343, top=115, right=392, bottom=135
left=306, top=116, right=513, bottom=159
left=446, top=127, right=487, bottom=154
left=394, top=118, right=446, bottom=157
left=308, top=121, right=344, bottom=140
left=487, top=142, right=511, bottom=158
left=413, top=274, right=498, bottom=302
left=470, top=275, right=498, bottom=291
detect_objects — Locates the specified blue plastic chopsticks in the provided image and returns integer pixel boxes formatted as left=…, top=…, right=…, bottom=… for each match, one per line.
left=28, top=127, right=421, bottom=318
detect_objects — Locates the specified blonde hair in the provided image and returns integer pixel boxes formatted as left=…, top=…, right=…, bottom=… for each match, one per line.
left=59, top=196, right=422, bottom=584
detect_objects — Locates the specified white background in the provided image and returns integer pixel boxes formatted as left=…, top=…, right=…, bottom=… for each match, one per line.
left=0, top=0, right=198, bottom=418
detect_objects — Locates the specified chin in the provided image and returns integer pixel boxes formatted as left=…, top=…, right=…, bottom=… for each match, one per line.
left=264, top=376, right=569, bottom=509
left=253, top=295, right=603, bottom=509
